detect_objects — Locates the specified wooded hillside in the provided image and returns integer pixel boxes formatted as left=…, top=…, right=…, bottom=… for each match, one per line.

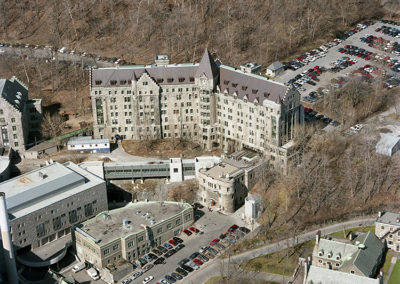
left=0, top=0, right=386, bottom=66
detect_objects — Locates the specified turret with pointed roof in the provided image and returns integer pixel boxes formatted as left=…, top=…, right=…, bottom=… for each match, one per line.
left=195, top=48, right=219, bottom=79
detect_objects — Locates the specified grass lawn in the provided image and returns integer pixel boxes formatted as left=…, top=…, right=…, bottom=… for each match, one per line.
left=382, top=253, right=394, bottom=275
left=240, top=240, right=315, bottom=276
left=388, top=260, right=400, bottom=284
left=205, top=276, right=223, bottom=284
left=329, top=225, right=375, bottom=239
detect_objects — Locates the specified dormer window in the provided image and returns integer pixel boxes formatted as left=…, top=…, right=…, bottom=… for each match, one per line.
left=157, top=78, right=164, bottom=83
left=252, top=89, right=258, bottom=94
left=189, top=77, right=194, bottom=82
left=95, top=80, right=102, bottom=85
left=224, top=80, right=230, bottom=85
left=232, top=83, right=238, bottom=88
left=242, top=86, right=248, bottom=91
left=336, top=253, right=341, bottom=260
left=143, top=82, right=148, bottom=85
left=327, top=252, right=332, bottom=258
left=110, top=80, right=117, bottom=85
left=120, top=80, right=127, bottom=85
left=318, top=250, right=324, bottom=256
left=264, top=92, right=270, bottom=98
left=167, top=78, right=174, bottom=83
left=178, top=78, right=185, bottom=82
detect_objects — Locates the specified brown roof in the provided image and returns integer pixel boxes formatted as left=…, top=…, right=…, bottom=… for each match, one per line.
left=219, top=65, right=288, bottom=103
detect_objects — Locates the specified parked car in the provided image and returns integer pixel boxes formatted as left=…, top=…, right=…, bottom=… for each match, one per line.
left=168, top=239, right=177, bottom=246
left=152, top=249, right=163, bottom=256
left=183, top=229, right=192, bottom=236
left=154, top=257, right=166, bottom=265
left=189, top=226, right=200, bottom=233
left=176, top=267, right=188, bottom=276
left=72, top=262, right=85, bottom=273
left=163, top=243, right=173, bottom=250
left=171, top=272, right=183, bottom=280
left=180, top=264, right=193, bottom=272
left=157, top=246, right=168, bottom=253
left=131, top=271, right=143, bottom=280
left=143, top=276, right=154, bottom=284
left=165, top=274, right=176, bottom=283
left=175, top=244, right=185, bottom=251
left=193, top=258, right=203, bottom=266
left=86, top=268, right=100, bottom=280
left=142, top=264, right=154, bottom=272
left=173, top=237, right=183, bottom=243
left=239, top=227, right=250, bottom=234
left=189, top=252, right=199, bottom=260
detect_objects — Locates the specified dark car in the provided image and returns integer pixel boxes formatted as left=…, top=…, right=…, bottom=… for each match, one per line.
left=178, top=258, right=190, bottom=266
left=175, top=244, right=185, bottom=251
left=154, top=257, right=166, bottom=265
left=152, top=249, right=163, bottom=256
left=165, top=275, right=176, bottom=283
left=180, top=264, right=193, bottom=272
left=164, top=249, right=177, bottom=258
left=173, top=237, right=183, bottom=244
left=171, top=272, right=183, bottom=280
left=148, top=253, right=158, bottom=261
left=189, top=252, right=199, bottom=260
left=239, top=227, right=250, bottom=234
left=157, top=246, right=168, bottom=253
left=176, top=267, right=188, bottom=276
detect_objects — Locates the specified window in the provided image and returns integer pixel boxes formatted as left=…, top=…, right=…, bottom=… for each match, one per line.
left=138, top=236, right=144, bottom=242
left=143, top=82, right=148, bottom=85
left=11, top=118, right=15, bottom=123
left=104, top=248, right=110, bottom=255
left=176, top=219, right=181, bottom=225
left=157, top=228, right=163, bottom=234
left=185, top=214, right=191, bottom=221
left=14, top=142, right=18, bottom=147
left=167, top=223, right=172, bottom=229
left=12, top=126, right=16, bottom=131
left=113, top=244, right=119, bottom=250
left=350, top=271, right=354, bottom=274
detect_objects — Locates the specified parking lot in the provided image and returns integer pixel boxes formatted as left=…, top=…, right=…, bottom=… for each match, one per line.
left=276, top=21, right=400, bottom=101
left=62, top=206, right=250, bottom=284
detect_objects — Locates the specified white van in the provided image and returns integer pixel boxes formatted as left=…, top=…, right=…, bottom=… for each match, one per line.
left=87, top=268, right=100, bottom=280
left=72, top=262, right=85, bottom=273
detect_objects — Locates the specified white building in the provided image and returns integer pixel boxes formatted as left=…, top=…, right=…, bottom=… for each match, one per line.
left=266, top=61, right=284, bottom=78
left=68, top=136, right=110, bottom=153
left=375, top=133, right=400, bottom=156
left=245, top=193, right=264, bottom=220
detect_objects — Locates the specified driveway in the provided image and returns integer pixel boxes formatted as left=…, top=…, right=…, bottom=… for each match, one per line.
left=181, top=217, right=376, bottom=284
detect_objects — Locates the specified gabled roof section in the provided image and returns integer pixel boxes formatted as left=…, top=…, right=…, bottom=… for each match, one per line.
left=195, top=48, right=219, bottom=79
left=0, top=77, right=29, bottom=111
left=219, top=65, right=288, bottom=104
left=267, top=61, right=284, bottom=71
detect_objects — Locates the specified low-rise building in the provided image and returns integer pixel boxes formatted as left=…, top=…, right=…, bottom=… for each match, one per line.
left=25, top=141, right=58, bottom=159
left=375, top=133, right=400, bottom=156
left=197, top=151, right=266, bottom=213
left=309, top=231, right=384, bottom=280
left=305, top=265, right=382, bottom=284
left=240, top=62, right=261, bottom=74
left=73, top=201, right=193, bottom=271
left=0, top=161, right=107, bottom=267
left=266, top=61, right=284, bottom=77
left=67, top=136, right=110, bottom=153
left=245, top=193, right=264, bottom=221
left=0, top=77, right=42, bottom=153
left=375, top=211, right=400, bottom=252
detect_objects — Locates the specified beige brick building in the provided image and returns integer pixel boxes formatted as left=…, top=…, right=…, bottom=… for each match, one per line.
left=0, top=77, right=42, bottom=154
left=90, top=49, right=302, bottom=170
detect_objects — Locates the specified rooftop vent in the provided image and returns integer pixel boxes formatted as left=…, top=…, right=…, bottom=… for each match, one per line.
left=225, top=173, right=230, bottom=180
left=38, top=171, right=48, bottom=179
left=103, top=214, right=111, bottom=220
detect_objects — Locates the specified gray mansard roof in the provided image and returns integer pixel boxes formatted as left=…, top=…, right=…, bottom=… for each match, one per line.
left=267, top=61, right=284, bottom=71
left=91, top=49, right=289, bottom=104
left=0, top=77, right=29, bottom=111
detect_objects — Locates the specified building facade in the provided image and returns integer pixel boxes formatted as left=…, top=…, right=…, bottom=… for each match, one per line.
left=90, top=49, right=302, bottom=170
left=375, top=211, right=400, bottom=252
left=0, top=161, right=107, bottom=266
left=73, top=201, right=194, bottom=270
left=0, top=77, right=42, bottom=153
left=67, top=136, right=110, bottom=153
left=197, top=151, right=266, bottom=213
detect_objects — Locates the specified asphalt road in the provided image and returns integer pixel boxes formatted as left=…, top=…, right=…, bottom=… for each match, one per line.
left=182, top=217, right=376, bottom=284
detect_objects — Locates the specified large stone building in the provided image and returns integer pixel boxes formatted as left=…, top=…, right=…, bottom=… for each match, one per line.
left=375, top=211, right=400, bottom=252
left=0, top=77, right=42, bottom=153
left=0, top=161, right=107, bottom=267
left=90, top=49, right=302, bottom=170
left=73, top=201, right=193, bottom=280
left=197, top=151, right=266, bottom=213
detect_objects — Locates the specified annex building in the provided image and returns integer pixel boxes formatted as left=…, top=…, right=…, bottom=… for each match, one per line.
left=0, top=77, right=42, bottom=153
left=0, top=161, right=107, bottom=267
left=375, top=211, right=400, bottom=252
left=90, top=49, right=303, bottom=170
left=73, top=201, right=193, bottom=270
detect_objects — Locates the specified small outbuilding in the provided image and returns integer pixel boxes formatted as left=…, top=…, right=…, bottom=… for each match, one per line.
left=68, top=136, right=110, bottom=153
left=25, top=141, right=58, bottom=159
left=376, top=133, right=400, bottom=156
left=266, top=61, right=284, bottom=77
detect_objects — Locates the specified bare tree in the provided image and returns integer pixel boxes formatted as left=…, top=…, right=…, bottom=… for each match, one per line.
left=41, top=113, right=65, bottom=139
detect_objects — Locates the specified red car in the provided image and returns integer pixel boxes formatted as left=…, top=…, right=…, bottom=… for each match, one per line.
left=193, top=258, right=203, bottom=265
left=210, top=241, right=216, bottom=246
left=168, top=239, right=177, bottom=246
left=189, top=226, right=200, bottom=233
left=183, top=229, right=192, bottom=236
left=228, top=224, right=238, bottom=232
left=212, top=238, right=220, bottom=243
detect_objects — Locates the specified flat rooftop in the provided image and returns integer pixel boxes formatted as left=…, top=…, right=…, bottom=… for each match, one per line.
left=200, top=161, right=243, bottom=181
left=376, top=211, right=400, bottom=226
left=306, top=265, right=379, bottom=284
left=78, top=201, right=192, bottom=244
left=0, top=162, right=105, bottom=219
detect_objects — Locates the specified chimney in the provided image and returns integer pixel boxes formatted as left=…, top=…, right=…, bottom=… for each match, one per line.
left=316, top=230, right=321, bottom=244
left=378, top=211, right=382, bottom=218
left=349, top=232, right=353, bottom=241
left=0, top=193, right=18, bottom=284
